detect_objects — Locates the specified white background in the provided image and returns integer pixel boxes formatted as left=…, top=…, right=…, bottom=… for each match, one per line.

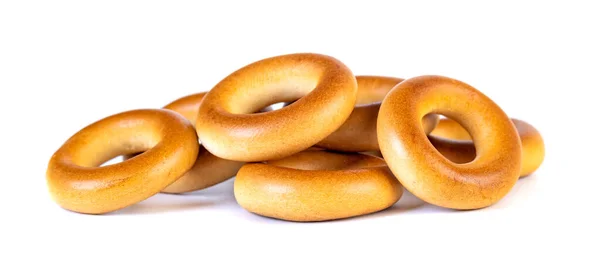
left=1, top=1, right=598, bottom=277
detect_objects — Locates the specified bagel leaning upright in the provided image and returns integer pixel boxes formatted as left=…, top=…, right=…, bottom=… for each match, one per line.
left=46, top=109, right=199, bottom=214
left=377, top=75, right=522, bottom=210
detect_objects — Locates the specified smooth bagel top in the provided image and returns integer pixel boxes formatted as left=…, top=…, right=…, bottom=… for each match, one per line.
left=195, top=53, right=358, bottom=162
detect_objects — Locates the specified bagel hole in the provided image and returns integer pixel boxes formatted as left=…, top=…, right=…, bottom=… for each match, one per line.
left=429, top=115, right=473, bottom=141
left=427, top=114, right=477, bottom=164
left=224, top=70, right=319, bottom=114
left=96, top=148, right=154, bottom=167
left=256, top=101, right=288, bottom=113
left=118, top=152, right=144, bottom=164
left=74, top=133, right=160, bottom=168
left=100, top=148, right=153, bottom=166
left=100, top=156, right=125, bottom=166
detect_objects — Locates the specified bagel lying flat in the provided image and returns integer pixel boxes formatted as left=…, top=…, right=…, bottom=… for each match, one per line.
left=234, top=150, right=403, bottom=222
left=195, top=53, right=358, bottom=162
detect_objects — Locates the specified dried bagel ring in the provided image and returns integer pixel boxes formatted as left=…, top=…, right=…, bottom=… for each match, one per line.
left=196, top=53, right=358, bottom=162
left=317, top=76, right=439, bottom=152
left=429, top=118, right=545, bottom=177
left=234, top=150, right=403, bottom=222
left=377, top=75, right=522, bottom=210
left=46, top=109, right=199, bottom=214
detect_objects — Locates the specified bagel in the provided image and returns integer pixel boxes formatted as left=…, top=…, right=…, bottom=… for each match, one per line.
left=317, top=76, right=439, bottom=152
left=159, top=92, right=244, bottom=193
left=377, top=75, right=522, bottom=210
left=234, top=150, right=403, bottom=222
left=429, top=118, right=545, bottom=177
left=46, top=109, right=199, bottom=214
left=195, top=53, right=358, bottom=162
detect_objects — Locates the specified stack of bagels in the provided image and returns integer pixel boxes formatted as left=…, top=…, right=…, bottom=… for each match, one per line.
left=46, top=53, right=545, bottom=221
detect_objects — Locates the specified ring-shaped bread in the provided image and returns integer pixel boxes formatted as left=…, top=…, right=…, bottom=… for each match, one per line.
left=196, top=53, right=358, bottom=162
left=377, top=75, right=522, bottom=210
left=234, top=150, right=403, bottom=222
left=46, top=109, right=199, bottom=214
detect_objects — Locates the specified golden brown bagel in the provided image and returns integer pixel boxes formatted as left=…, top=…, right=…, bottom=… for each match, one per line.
left=46, top=109, right=199, bottom=214
left=234, top=150, right=403, bottom=222
left=196, top=53, right=358, bottom=162
left=160, top=92, right=244, bottom=193
left=429, top=118, right=545, bottom=177
left=377, top=75, right=522, bottom=210
left=317, top=76, right=439, bottom=152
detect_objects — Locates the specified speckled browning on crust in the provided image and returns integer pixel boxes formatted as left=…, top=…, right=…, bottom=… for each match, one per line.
left=46, top=109, right=199, bottom=214
left=195, top=53, right=358, bottom=162
left=233, top=150, right=403, bottom=222
left=316, top=76, right=440, bottom=152
left=428, top=118, right=545, bottom=177
left=377, top=75, right=522, bottom=210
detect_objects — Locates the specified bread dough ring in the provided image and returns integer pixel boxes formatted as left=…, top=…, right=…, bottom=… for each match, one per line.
left=429, top=118, right=545, bottom=177
left=377, top=75, right=522, bottom=210
left=317, top=76, right=439, bottom=152
left=196, top=53, right=358, bottom=162
left=46, top=109, right=199, bottom=214
left=234, top=150, right=403, bottom=221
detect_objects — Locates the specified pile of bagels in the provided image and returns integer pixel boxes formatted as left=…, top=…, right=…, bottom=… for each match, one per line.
left=46, top=53, right=545, bottom=221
